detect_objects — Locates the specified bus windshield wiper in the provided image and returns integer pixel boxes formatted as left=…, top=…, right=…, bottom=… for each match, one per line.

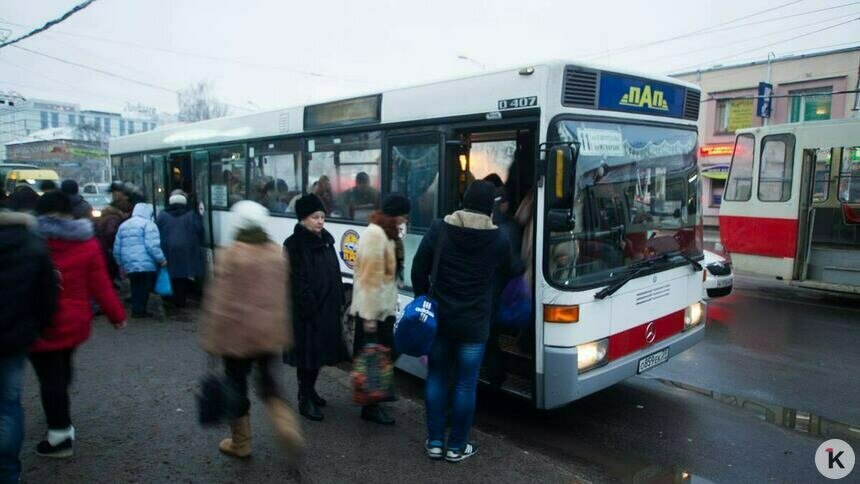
left=593, top=250, right=702, bottom=300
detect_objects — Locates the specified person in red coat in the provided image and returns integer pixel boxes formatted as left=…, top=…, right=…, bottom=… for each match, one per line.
left=30, top=191, right=127, bottom=458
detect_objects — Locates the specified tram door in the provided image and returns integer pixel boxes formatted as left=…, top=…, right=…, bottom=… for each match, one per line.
left=165, top=151, right=214, bottom=251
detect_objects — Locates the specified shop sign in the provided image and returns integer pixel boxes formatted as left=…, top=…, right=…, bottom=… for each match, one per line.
left=699, top=143, right=735, bottom=157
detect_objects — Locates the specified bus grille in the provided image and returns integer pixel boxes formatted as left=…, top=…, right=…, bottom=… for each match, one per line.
left=635, top=284, right=671, bottom=305
left=562, top=67, right=599, bottom=109
left=683, top=90, right=701, bottom=121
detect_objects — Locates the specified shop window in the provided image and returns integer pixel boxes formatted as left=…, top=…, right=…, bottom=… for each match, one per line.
left=724, top=134, right=755, bottom=201
left=758, top=134, right=795, bottom=202
left=715, top=98, right=754, bottom=134
left=51, top=112, right=59, bottom=127
left=40, top=111, right=48, bottom=129
left=119, top=120, right=126, bottom=136
left=209, top=145, right=246, bottom=209
left=789, top=88, right=831, bottom=123
left=307, top=131, right=381, bottom=221
left=838, top=146, right=860, bottom=203
left=68, top=114, right=75, bottom=125
left=390, top=135, right=440, bottom=230
left=811, top=149, right=833, bottom=202
left=249, top=139, right=304, bottom=216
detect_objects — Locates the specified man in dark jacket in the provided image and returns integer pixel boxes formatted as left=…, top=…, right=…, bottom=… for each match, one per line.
left=156, top=191, right=205, bottom=309
left=60, top=180, right=93, bottom=220
left=0, top=210, right=58, bottom=482
left=411, top=180, right=523, bottom=463
left=95, top=183, right=132, bottom=283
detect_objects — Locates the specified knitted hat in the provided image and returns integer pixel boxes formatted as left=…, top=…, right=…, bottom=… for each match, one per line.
left=36, top=190, right=72, bottom=216
left=60, top=180, right=79, bottom=195
left=169, top=193, right=187, bottom=205
left=381, top=193, right=411, bottom=217
left=231, top=200, right=269, bottom=231
left=295, top=193, right=325, bottom=220
left=462, top=180, right=496, bottom=216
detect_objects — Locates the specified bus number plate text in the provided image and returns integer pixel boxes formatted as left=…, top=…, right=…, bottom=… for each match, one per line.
left=637, top=347, right=669, bottom=374
left=498, top=96, right=537, bottom=110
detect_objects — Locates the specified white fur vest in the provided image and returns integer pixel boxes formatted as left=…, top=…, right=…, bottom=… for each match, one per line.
left=350, top=223, right=399, bottom=321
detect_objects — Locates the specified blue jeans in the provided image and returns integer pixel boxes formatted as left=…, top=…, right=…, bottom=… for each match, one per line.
left=0, top=352, right=25, bottom=484
left=425, top=337, right=486, bottom=451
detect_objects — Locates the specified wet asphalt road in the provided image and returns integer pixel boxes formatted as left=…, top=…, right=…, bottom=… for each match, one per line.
left=16, top=275, right=860, bottom=483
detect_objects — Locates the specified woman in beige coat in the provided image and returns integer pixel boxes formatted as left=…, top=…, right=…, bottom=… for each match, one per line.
left=201, top=200, right=302, bottom=458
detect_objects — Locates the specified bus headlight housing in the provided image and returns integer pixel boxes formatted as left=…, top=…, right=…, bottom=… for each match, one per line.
left=684, top=302, right=704, bottom=329
left=577, top=338, right=608, bottom=373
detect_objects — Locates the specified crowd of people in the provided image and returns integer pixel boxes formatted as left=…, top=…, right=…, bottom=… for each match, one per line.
left=0, top=175, right=525, bottom=482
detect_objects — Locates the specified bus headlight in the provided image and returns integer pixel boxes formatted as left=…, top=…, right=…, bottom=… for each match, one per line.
left=91, top=209, right=102, bottom=218
left=577, top=338, right=608, bottom=372
left=684, top=302, right=704, bottom=329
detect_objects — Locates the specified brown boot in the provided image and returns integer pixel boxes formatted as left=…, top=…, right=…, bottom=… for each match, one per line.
left=264, top=397, right=305, bottom=455
left=219, top=415, right=251, bottom=458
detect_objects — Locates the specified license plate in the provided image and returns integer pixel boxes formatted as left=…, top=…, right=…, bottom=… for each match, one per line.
left=637, top=348, right=669, bottom=373
left=716, top=278, right=731, bottom=288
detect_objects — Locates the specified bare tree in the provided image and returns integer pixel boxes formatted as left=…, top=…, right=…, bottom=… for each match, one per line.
left=177, top=81, right=229, bottom=122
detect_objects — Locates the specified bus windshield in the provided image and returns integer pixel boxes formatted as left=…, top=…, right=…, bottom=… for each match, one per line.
left=547, top=120, right=702, bottom=288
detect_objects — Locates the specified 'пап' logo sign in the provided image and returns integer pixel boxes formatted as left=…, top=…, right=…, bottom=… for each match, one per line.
left=619, top=85, right=669, bottom=111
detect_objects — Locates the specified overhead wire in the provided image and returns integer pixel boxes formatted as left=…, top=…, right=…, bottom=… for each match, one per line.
left=0, top=0, right=97, bottom=49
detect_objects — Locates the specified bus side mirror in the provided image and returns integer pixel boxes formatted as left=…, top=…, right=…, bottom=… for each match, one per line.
left=546, top=146, right=574, bottom=208
left=547, top=208, right=574, bottom=232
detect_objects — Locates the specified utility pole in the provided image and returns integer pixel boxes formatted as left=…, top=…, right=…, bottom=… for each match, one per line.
left=852, top=53, right=860, bottom=117
left=763, top=52, right=775, bottom=126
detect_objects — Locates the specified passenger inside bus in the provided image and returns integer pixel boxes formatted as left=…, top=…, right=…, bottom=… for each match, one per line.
left=338, top=171, right=380, bottom=221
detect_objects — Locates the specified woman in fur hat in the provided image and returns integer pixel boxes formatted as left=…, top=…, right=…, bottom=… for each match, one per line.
left=283, top=194, right=349, bottom=421
left=349, top=193, right=411, bottom=425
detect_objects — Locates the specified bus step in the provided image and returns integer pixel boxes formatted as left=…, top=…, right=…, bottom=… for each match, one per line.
left=478, top=369, right=533, bottom=400
left=498, top=334, right=533, bottom=360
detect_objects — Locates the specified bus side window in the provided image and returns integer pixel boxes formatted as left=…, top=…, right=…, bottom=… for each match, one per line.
left=724, top=134, right=755, bottom=202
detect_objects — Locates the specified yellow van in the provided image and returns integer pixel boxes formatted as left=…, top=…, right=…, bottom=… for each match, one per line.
left=5, top=169, right=61, bottom=195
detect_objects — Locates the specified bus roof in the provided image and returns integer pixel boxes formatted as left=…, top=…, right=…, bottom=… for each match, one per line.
left=111, top=60, right=700, bottom=155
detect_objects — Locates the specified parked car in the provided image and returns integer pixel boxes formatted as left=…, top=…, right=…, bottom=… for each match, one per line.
left=81, top=182, right=112, bottom=215
left=703, top=249, right=733, bottom=299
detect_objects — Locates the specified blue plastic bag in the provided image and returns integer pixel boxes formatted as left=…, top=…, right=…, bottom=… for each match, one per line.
left=496, top=277, right=532, bottom=328
left=394, top=295, right=437, bottom=357
left=155, top=267, right=173, bottom=296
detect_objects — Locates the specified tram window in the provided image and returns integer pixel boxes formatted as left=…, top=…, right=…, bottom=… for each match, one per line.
left=758, top=134, right=795, bottom=202
left=209, top=145, right=246, bottom=209
left=307, top=131, right=381, bottom=221
left=249, top=139, right=303, bottom=216
left=838, top=146, right=860, bottom=203
left=811, top=149, right=833, bottom=202
left=390, top=137, right=440, bottom=230
left=724, top=134, right=755, bottom=201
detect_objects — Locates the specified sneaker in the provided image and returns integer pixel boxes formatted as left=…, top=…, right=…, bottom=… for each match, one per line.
left=445, top=443, right=477, bottom=463
left=425, top=440, right=444, bottom=460
left=35, top=438, right=73, bottom=458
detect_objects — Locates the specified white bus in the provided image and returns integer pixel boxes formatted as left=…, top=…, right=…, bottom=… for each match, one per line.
left=110, top=61, right=706, bottom=409
left=720, top=117, right=860, bottom=292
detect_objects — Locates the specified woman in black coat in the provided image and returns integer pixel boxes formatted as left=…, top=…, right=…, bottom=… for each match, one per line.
left=155, top=192, right=205, bottom=308
left=283, top=194, right=349, bottom=421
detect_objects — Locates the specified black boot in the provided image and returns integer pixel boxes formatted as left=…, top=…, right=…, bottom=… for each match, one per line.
left=299, top=394, right=323, bottom=421
left=309, top=389, right=327, bottom=407
left=361, top=405, right=395, bottom=425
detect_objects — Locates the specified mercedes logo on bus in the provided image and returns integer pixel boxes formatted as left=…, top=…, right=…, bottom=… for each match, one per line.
left=645, top=322, right=657, bottom=344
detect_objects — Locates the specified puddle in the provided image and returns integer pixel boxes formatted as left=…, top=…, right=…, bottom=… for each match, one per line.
left=655, top=378, right=860, bottom=442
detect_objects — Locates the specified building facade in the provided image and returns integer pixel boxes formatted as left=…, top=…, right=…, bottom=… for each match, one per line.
left=672, top=47, right=860, bottom=227
left=0, top=92, right=160, bottom=161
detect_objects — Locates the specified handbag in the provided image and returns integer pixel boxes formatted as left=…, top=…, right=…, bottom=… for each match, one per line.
left=496, top=276, right=532, bottom=329
left=196, top=356, right=244, bottom=426
left=155, top=267, right=173, bottom=296
left=351, top=343, right=395, bottom=405
left=394, top=226, right=446, bottom=357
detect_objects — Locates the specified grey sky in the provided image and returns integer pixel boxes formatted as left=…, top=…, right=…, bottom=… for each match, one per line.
left=1, top=0, right=857, bottom=115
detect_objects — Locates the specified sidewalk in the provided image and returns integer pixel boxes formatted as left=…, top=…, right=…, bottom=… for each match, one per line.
left=19, top=312, right=576, bottom=483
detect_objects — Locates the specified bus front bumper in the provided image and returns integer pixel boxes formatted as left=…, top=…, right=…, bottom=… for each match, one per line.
left=540, top=323, right=705, bottom=409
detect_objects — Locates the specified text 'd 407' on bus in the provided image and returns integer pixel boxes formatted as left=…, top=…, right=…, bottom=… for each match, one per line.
left=110, top=61, right=707, bottom=409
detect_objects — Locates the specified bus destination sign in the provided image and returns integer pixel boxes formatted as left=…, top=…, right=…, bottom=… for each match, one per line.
left=597, top=73, right=686, bottom=118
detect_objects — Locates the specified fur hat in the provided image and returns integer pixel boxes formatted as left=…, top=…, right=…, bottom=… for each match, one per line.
left=169, top=193, right=187, bottom=205
left=295, top=193, right=325, bottom=220
left=36, top=190, right=72, bottom=216
left=382, top=193, right=411, bottom=217
left=231, top=200, right=269, bottom=231
left=61, top=180, right=79, bottom=195
left=462, top=180, right=496, bottom=216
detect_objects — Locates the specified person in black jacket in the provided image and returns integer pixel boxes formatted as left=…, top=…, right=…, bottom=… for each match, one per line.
left=60, top=180, right=93, bottom=220
left=411, top=180, right=522, bottom=463
left=0, top=210, right=58, bottom=482
left=283, top=194, right=349, bottom=421
left=156, top=191, right=205, bottom=309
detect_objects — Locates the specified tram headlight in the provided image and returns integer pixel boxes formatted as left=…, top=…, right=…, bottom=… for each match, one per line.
left=684, top=302, right=704, bottom=329
left=576, top=338, right=608, bottom=373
